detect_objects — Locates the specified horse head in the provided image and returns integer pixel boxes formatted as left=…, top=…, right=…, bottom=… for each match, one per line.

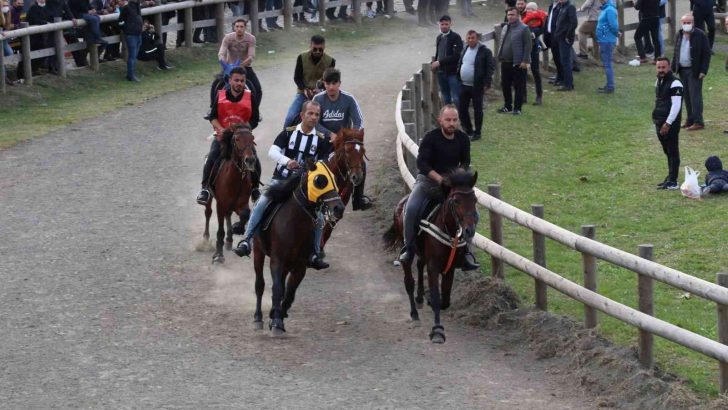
left=303, top=159, right=345, bottom=222
left=229, top=122, right=257, bottom=172
left=331, top=128, right=366, bottom=187
left=440, top=169, right=479, bottom=240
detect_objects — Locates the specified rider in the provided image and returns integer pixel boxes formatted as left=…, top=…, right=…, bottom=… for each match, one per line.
left=217, top=17, right=262, bottom=106
left=197, top=66, right=261, bottom=206
left=282, top=35, right=336, bottom=128
left=313, top=67, right=372, bottom=211
left=399, top=104, right=480, bottom=271
left=233, top=100, right=337, bottom=270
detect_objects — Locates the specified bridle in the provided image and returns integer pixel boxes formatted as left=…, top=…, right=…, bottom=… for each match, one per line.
left=445, top=188, right=477, bottom=238
left=332, top=140, right=366, bottom=186
left=231, top=129, right=257, bottom=176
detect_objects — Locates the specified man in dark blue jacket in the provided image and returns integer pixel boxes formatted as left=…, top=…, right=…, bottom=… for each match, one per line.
left=552, top=0, right=577, bottom=91
left=457, top=30, right=495, bottom=141
left=672, top=14, right=711, bottom=131
left=690, top=0, right=715, bottom=49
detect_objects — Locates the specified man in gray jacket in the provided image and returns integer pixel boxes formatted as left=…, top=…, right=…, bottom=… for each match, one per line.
left=496, top=7, right=532, bottom=115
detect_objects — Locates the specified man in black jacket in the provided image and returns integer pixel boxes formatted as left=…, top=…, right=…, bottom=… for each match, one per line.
left=457, top=30, right=495, bottom=141
left=634, top=0, right=660, bottom=62
left=119, top=0, right=143, bottom=82
left=652, top=57, right=683, bottom=190
left=68, top=0, right=106, bottom=44
left=432, top=15, right=463, bottom=106
left=690, top=0, right=715, bottom=49
left=672, top=14, right=711, bottom=131
left=544, top=0, right=563, bottom=85
left=552, top=0, right=576, bottom=91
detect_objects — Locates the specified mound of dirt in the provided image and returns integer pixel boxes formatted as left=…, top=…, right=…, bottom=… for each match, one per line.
left=446, top=271, right=728, bottom=409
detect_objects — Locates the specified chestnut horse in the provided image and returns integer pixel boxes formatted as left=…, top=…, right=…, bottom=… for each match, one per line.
left=385, top=169, right=478, bottom=343
left=204, top=123, right=258, bottom=264
left=320, top=128, right=366, bottom=252
left=253, top=160, right=345, bottom=336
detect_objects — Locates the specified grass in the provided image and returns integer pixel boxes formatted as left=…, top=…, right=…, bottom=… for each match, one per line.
left=0, top=16, right=420, bottom=148
left=470, top=38, right=728, bottom=396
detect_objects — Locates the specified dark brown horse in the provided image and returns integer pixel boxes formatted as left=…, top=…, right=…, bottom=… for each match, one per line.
left=320, top=128, right=366, bottom=252
left=253, top=160, right=345, bottom=336
left=204, top=123, right=257, bottom=264
left=385, top=168, right=478, bottom=343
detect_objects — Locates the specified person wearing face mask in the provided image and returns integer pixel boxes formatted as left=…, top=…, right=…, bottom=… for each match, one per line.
left=671, top=14, right=710, bottom=131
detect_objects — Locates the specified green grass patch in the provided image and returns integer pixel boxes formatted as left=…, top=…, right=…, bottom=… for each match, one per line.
left=471, top=39, right=728, bottom=396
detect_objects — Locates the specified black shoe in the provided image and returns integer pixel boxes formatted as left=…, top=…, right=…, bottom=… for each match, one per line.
left=352, top=195, right=373, bottom=211
left=251, top=187, right=261, bottom=202
left=398, top=246, right=414, bottom=264
left=157, top=64, right=173, bottom=70
left=470, top=133, right=481, bottom=141
left=597, top=87, right=614, bottom=94
left=512, top=109, right=522, bottom=115
left=461, top=251, right=480, bottom=271
left=657, top=181, right=678, bottom=190
left=308, top=254, right=329, bottom=270
left=197, top=189, right=210, bottom=205
left=127, top=76, right=140, bottom=82
left=533, top=96, right=542, bottom=106
left=496, top=106, right=511, bottom=114
left=232, top=239, right=251, bottom=257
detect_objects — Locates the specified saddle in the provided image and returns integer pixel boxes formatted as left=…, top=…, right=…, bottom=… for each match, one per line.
left=260, top=201, right=285, bottom=232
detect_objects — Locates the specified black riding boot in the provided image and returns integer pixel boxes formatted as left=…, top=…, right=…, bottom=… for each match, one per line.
left=352, top=162, right=372, bottom=210
left=197, top=155, right=214, bottom=204
left=251, top=157, right=262, bottom=202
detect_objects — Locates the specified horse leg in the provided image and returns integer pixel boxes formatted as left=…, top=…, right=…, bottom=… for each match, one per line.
left=415, top=258, right=425, bottom=308
left=253, top=245, right=265, bottom=330
left=403, top=262, right=419, bottom=322
left=203, top=202, right=212, bottom=241
left=427, top=261, right=445, bottom=344
left=281, top=264, right=307, bottom=319
left=268, top=261, right=286, bottom=337
left=212, top=212, right=225, bottom=264
left=225, top=214, right=233, bottom=250
left=441, top=269, right=455, bottom=311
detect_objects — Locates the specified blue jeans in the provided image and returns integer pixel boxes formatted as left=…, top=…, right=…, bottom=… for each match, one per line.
left=81, top=13, right=103, bottom=41
left=283, top=92, right=307, bottom=128
left=125, top=34, right=141, bottom=80
left=657, top=17, right=664, bottom=56
left=437, top=71, right=460, bottom=106
left=599, top=42, right=615, bottom=90
left=557, top=38, right=574, bottom=89
left=2, top=40, right=10, bottom=78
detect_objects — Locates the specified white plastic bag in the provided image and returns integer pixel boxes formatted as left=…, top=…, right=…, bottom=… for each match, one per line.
left=680, top=166, right=701, bottom=199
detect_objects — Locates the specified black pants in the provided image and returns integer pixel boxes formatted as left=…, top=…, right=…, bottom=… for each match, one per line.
left=693, top=10, right=715, bottom=49
left=530, top=43, right=542, bottom=97
left=655, top=121, right=680, bottom=183
left=635, top=17, right=660, bottom=59
left=458, top=84, right=484, bottom=135
left=137, top=46, right=168, bottom=68
left=501, top=62, right=527, bottom=111
left=550, top=38, right=563, bottom=82
left=245, top=66, right=262, bottom=106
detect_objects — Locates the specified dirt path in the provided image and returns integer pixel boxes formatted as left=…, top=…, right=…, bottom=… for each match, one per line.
left=0, top=21, right=600, bottom=408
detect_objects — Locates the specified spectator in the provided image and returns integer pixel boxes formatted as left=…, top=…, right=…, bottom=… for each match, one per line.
left=45, top=0, right=85, bottom=69
left=595, top=0, right=618, bottom=93
left=690, top=0, right=715, bottom=50
left=283, top=35, right=335, bottom=128
left=365, top=1, right=384, bottom=18
left=544, top=0, right=564, bottom=86
left=497, top=7, right=531, bottom=114
left=218, top=18, right=261, bottom=104
left=672, top=14, right=710, bottom=131
left=521, top=1, right=546, bottom=105
left=417, top=0, right=433, bottom=26
left=460, top=0, right=475, bottom=18
left=100, top=0, right=122, bottom=62
left=633, top=0, right=660, bottom=63
left=652, top=57, right=683, bottom=190
left=552, top=0, right=577, bottom=91
left=265, top=0, right=282, bottom=30
left=457, top=29, right=495, bottom=140
left=1, top=0, right=19, bottom=85
left=119, top=0, right=143, bottom=82
left=68, top=0, right=108, bottom=45
left=702, top=156, right=728, bottom=195
left=20, top=0, right=51, bottom=77
left=432, top=15, right=463, bottom=106
left=656, top=0, right=666, bottom=56
left=576, top=0, right=600, bottom=59
left=138, top=20, right=172, bottom=70
left=9, top=0, right=24, bottom=31
left=403, top=0, right=414, bottom=15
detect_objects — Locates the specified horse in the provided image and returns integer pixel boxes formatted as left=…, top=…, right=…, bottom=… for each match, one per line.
left=320, top=128, right=366, bottom=253
left=252, top=159, right=346, bottom=336
left=385, top=168, right=478, bottom=343
left=203, top=123, right=258, bottom=264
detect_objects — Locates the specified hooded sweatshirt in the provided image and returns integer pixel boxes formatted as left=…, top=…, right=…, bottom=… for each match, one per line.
left=704, top=156, right=728, bottom=186
left=596, top=1, right=619, bottom=44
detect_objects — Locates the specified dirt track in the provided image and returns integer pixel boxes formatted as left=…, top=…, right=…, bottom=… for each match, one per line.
left=0, top=21, right=611, bottom=408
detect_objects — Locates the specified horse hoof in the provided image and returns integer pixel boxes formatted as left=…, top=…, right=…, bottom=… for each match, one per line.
left=254, top=321, right=263, bottom=330
left=429, top=325, right=446, bottom=344
left=212, top=255, right=225, bottom=264
left=430, top=333, right=446, bottom=344
left=271, top=327, right=286, bottom=337
left=225, top=241, right=232, bottom=251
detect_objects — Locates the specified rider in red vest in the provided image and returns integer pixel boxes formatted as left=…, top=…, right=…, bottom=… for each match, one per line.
left=197, top=66, right=261, bottom=205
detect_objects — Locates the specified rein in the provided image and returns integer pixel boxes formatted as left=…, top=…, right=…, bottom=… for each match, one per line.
left=331, top=140, right=364, bottom=186
left=419, top=188, right=475, bottom=274
left=231, top=131, right=257, bottom=179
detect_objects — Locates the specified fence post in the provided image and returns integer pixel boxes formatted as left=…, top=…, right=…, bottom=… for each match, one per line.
left=250, top=0, right=259, bottom=35
left=717, top=272, right=728, bottom=394
left=617, top=0, right=626, bottom=53
left=52, top=18, right=67, bottom=78
left=215, top=2, right=226, bottom=43
left=492, top=24, right=501, bottom=86
left=582, top=225, right=597, bottom=328
left=19, top=23, right=33, bottom=85
left=154, top=12, right=163, bottom=39
left=413, top=71, right=424, bottom=142
left=638, top=244, right=654, bottom=369
left=488, top=184, right=504, bottom=279
left=420, top=62, right=432, bottom=131
left=532, top=204, right=547, bottom=311
left=352, top=0, right=362, bottom=25
left=184, top=7, right=194, bottom=47
left=667, top=0, right=677, bottom=45
left=283, top=0, right=292, bottom=31
left=88, top=37, right=100, bottom=72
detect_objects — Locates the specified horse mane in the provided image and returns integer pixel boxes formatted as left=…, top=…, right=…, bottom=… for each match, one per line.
left=442, top=168, right=476, bottom=197
left=219, top=122, right=252, bottom=159
left=266, top=172, right=303, bottom=203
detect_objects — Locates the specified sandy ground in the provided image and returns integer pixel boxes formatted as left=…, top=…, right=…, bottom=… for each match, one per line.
left=2, top=10, right=703, bottom=408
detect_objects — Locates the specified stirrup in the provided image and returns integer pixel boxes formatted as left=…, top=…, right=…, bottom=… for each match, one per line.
left=233, top=239, right=251, bottom=257
left=196, top=189, right=211, bottom=205
left=308, top=254, right=329, bottom=270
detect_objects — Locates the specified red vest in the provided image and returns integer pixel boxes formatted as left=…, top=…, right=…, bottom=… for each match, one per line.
left=217, top=89, right=252, bottom=128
